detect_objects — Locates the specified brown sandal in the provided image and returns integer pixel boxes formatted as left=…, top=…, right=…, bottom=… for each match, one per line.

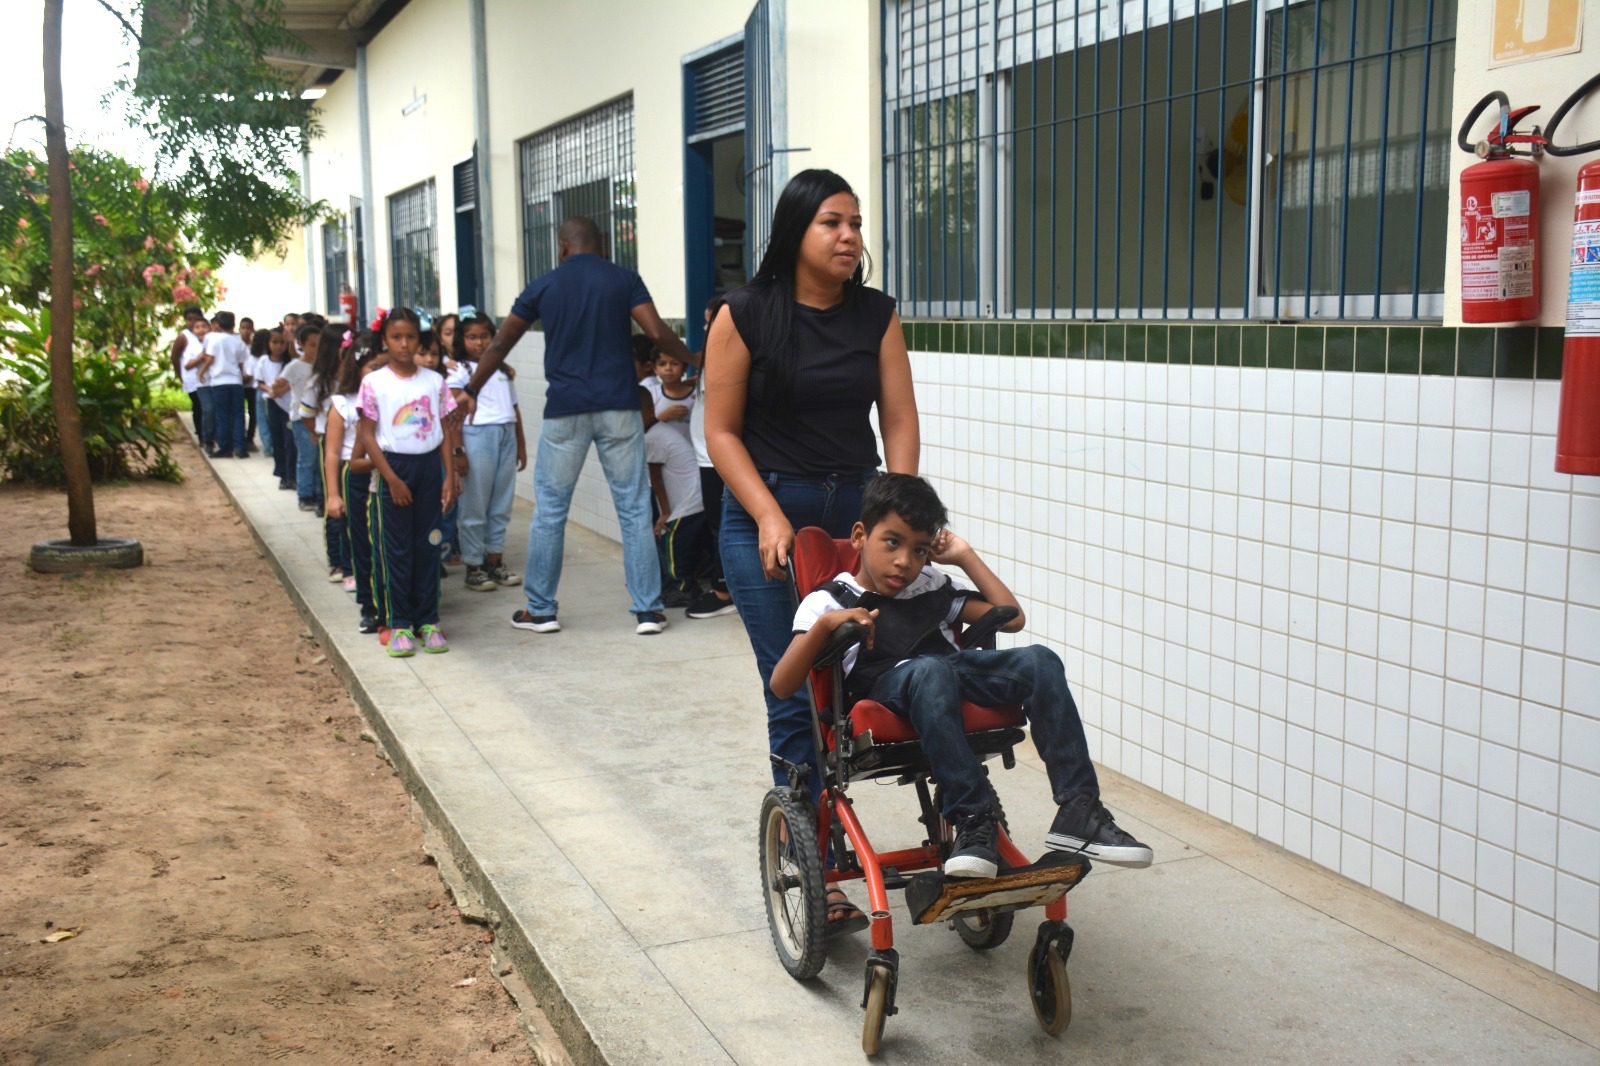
left=825, top=889, right=869, bottom=938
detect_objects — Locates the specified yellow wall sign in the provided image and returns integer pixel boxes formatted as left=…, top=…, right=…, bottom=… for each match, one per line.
left=1492, top=0, right=1585, bottom=65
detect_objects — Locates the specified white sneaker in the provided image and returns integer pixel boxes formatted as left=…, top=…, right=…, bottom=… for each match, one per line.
left=635, top=612, right=667, bottom=635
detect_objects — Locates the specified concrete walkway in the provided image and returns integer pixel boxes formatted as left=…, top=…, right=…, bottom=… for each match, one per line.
left=199, top=439, right=1600, bottom=1065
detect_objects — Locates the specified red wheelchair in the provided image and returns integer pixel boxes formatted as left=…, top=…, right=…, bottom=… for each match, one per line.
left=758, top=527, right=1090, bottom=1055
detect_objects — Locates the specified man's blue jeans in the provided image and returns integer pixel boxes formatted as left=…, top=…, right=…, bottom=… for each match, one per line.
left=292, top=419, right=321, bottom=504
left=523, top=409, right=661, bottom=616
left=720, top=470, right=873, bottom=793
left=256, top=394, right=274, bottom=456
left=868, top=646, right=1100, bottom=820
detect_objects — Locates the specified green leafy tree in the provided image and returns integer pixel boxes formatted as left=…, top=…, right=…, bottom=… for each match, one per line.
left=23, top=0, right=320, bottom=546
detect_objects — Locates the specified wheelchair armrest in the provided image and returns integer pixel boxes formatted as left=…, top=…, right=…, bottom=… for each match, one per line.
left=814, top=620, right=871, bottom=669
left=958, top=605, right=1020, bottom=650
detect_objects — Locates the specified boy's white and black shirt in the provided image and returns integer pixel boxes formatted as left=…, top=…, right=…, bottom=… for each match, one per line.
left=791, top=566, right=973, bottom=698
left=644, top=422, right=703, bottom=521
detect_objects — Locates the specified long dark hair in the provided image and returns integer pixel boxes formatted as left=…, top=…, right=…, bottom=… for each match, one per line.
left=452, top=308, right=497, bottom=364
left=249, top=326, right=276, bottom=359
left=738, top=169, right=867, bottom=408
left=312, top=323, right=351, bottom=405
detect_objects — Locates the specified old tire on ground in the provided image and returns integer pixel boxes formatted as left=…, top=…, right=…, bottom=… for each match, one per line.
left=29, top=537, right=144, bottom=573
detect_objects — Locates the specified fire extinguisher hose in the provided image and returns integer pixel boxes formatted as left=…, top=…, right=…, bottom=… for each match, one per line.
left=1544, top=72, right=1600, bottom=158
left=1458, top=91, right=1512, bottom=155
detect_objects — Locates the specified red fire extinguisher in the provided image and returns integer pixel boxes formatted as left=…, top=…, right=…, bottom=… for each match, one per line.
left=1548, top=72, right=1600, bottom=475
left=1457, top=93, right=1546, bottom=323
left=339, top=285, right=358, bottom=325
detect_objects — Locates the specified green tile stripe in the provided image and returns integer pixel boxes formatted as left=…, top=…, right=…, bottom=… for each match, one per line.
left=900, top=320, right=1564, bottom=379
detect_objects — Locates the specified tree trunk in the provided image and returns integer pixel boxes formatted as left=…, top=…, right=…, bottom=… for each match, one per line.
left=43, top=0, right=96, bottom=545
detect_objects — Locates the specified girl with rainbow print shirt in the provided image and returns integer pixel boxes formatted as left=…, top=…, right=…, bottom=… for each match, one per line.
left=356, top=307, right=459, bottom=657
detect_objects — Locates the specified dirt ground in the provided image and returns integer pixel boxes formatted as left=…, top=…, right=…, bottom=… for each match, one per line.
left=0, top=437, right=554, bottom=1065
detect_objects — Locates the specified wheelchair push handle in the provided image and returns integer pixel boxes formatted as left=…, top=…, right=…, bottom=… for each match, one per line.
left=814, top=620, right=873, bottom=668
left=959, top=605, right=1021, bottom=650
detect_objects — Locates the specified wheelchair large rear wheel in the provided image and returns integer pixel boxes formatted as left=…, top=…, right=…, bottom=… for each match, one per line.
left=759, top=788, right=827, bottom=980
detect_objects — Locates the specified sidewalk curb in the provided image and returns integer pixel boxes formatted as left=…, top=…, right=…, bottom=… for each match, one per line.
left=187, top=428, right=605, bottom=1066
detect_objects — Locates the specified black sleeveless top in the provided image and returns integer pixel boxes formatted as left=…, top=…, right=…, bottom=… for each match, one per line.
left=723, top=284, right=897, bottom=476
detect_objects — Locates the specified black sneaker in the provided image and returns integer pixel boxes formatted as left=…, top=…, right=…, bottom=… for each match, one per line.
left=1046, top=793, right=1154, bottom=868
left=298, top=500, right=317, bottom=513
left=235, top=449, right=250, bottom=459
left=662, top=588, right=694, bottom=609
left=635, top=611, right=667, bottom=635
left=510, top=609, right=560, bottom=633
left=278, top=478, right=295, bottom=491
left=464, top=566, right=495, bottom=592
left=685, top=590, right=737, bottom=619
left=944, top=811, right=1000, bottom=879
left=358, top=611, right=379, bottom=634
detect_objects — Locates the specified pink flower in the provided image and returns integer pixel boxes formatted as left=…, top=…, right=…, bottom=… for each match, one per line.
left=133, top=179, right=148, bottom=192
left=143, top=235, right=156, bottom=250
left=24, top=164, right=35, bottom=177
left=107, top=345, right=119, bottom=360
left=16, top=217, right=28, bottom=229
left=85, top=263, right=102, bottom=276
left=93, top=213, right=108, bottom=227
left=72, top=296, right=83, bottom=309
left=172, top=283, right=198, bottom=304
left=163, top=241, right=173, bottom=252
left=198, top=266, right=211, bottom=278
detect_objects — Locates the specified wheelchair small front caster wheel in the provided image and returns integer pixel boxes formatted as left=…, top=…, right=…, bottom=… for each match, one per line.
left=758, top=788, right=827, bottom=980
left=1028, top=921, right=1073, bottom=1036
left=862, top=964, right=891, bottom=1055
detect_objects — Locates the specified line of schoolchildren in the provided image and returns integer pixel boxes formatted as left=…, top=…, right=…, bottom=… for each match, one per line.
left=176, top=304, right=526, bottom=660
left=633, top=300, right=738, bottom=622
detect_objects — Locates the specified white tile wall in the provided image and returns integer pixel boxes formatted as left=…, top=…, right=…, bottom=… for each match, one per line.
left=904, top=350, right=1600, bottom=992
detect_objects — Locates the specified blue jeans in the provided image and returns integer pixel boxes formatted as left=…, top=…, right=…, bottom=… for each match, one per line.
left=721, top=470, right=874, bottom=792
left=292, top=420, right=321, bottom=504
left=523, top=409, right=661, bottom=616
left=255, top=394, right=274, bottom=456
left=197, top=385, right=217, bottom=448
left=211, top=383, right=246, bottom=454
left=460, top=422, right=518, bottom=564
left=869, top=646, right=1100, bottom=820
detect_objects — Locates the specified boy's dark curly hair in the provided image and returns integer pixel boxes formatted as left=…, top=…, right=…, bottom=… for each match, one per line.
left=860, top=473, right=947, bottom=536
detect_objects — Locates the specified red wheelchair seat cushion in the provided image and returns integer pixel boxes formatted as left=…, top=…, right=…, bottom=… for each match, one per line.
left=849, top=698, right=1025, bottom=744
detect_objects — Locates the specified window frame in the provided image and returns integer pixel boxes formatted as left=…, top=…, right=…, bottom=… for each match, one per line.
left=387, top=179, right=440, bottom=313
left=516, top=95, right=638, bottom=286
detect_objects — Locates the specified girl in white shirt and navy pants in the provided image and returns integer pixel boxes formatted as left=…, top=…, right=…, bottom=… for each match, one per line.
left=355, top=308, right=458, bottom=657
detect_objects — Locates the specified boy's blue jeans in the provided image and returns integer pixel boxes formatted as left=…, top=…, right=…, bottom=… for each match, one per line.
left=523, top=409, right=661, bottom=616
left=868, top=646, right=1100, bottom=821
left=720, top=469, right=873, bottom=795
left=292, top=420, right=321, bottom=504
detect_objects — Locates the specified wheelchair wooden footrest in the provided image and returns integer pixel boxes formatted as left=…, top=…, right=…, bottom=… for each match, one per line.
left=906, top=853, right=1091, bottom=925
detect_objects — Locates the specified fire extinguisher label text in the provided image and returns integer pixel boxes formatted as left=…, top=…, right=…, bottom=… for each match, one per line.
left=1492, top=190, right=1532, bottom=217
left=1568, top=220, right=1600, bottom=338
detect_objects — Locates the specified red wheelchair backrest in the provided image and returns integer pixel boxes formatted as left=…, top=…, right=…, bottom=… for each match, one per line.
left=791, top=526, right=857, bottom=600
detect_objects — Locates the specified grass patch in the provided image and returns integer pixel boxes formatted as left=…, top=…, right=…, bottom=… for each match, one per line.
left=151, top=386, right=192, bottom=414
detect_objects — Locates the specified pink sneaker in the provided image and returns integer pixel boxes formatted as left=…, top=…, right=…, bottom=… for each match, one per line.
left=388, top=628, right=416, bottom=657
left=419, top=624, right=449, bottom=654
left=342, top=574, right=357, bottom=593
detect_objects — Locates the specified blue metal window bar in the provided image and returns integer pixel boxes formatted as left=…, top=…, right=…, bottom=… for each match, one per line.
left=881, top=0, right=1456, bottom=321
left=517, top=97, right=638, bottom=284
left=322, top=220, right=349, bottom=317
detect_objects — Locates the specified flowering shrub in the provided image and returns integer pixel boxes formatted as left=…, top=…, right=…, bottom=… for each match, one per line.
left=0, top=302, right=180, bottom=483
left=0, top=147, right=221, bottom=360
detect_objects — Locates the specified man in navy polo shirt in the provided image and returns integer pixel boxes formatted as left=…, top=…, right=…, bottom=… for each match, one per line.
left=454, top=215, right=696, bottom=636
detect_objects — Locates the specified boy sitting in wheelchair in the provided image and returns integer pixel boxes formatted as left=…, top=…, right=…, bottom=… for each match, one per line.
left=770, top=473, right=1153, bottom=879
